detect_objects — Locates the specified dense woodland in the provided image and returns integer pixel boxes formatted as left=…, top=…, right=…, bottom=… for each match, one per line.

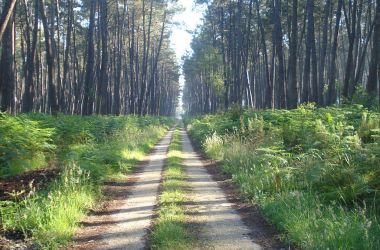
left=183, top=0, right=380, bottom=114
left=1, top=1, right=380, bottom=249
left=0, top=0, right=180, bottom=116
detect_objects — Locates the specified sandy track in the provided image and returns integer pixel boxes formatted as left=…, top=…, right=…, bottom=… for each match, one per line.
left=73, top=130, right=173, bottom=250
left=73, top=128, right=282, bottom=250
left=181, top=128, right=263, bottom=250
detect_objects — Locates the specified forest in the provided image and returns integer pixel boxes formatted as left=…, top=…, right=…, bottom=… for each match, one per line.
left=183, top=0, right=380, bottom=113
left=0, top=0, right=380, bottom=249
left=0, top=0, right=180, bottom=116
left=181, top=0, right=380, bottom=248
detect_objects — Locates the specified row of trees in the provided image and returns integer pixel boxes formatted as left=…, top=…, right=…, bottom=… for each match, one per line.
left=0, top=0, right=180, bottom=116
left=183, top=0, right=380, bottom=114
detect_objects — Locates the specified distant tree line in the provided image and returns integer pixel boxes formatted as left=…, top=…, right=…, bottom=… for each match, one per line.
left=183, top=0, right=380, bottom=114
left=0, top=0, right=180, bottom=116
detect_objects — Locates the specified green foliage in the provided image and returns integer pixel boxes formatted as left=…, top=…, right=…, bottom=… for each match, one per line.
left=208, top=73, right=224, bottom=97
left=150, top=130, right=195, bottom=250
left=1, top=163, right=95, bottom=248
left=352, top=86, right=379, bottom=110
left=185, top=105, right=380, bottom=249
left=263, top=193, right=380, bottom=250
left=0, top=114, right=172, bottom=248
left=0, top=113, right=55, bottom=176
left=358, top=111, right=380, bottom=143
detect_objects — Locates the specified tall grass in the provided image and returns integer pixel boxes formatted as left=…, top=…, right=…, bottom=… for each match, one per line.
left=0, top=114, right=172, bottom=248
left=1, top=163, right=95, bottom=248
left=150, top=129, right=195, bottom=250
left=185, top=104, right=380, bottom=249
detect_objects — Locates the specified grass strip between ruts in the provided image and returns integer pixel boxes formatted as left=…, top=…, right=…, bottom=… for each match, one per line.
left=149, top=129, right=197, bottom=250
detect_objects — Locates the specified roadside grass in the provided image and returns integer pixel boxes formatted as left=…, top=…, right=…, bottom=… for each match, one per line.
left=185, top=104, right=380, bottom=249
left=150, top=129, right=195, bottom=250
left=216, top=141, right=380, bottom=249
left=0, top=114, right=172, bottom=249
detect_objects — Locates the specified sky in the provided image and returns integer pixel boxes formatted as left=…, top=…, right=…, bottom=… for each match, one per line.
left=169, top=0, right=206, bottom=112
left=170, top=0, right=205, bottom=64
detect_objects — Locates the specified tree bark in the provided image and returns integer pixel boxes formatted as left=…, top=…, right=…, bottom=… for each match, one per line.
left=0, top=6, right=15, bottom=112
left=0, top=0, right=17, bottom=43
left=82, top=0, right=96, bottom=115
left=97, top=0, right=109, bottom=115
left=61, top=0, right=73, bottom=113
left=343, top=0, right=358, bottom=99
left=327, top=0, right=343, bottom=105
left=367, top=0, right=380, bottom=103
left=319, top=0, right=331, bottom=105
left=255, top=0, right=272, bottom=108
left=39, top=0, right=58, bottom=114
left=273, top=0, right=285, bottom=108
left=22, top=0, right=39, bottom=112
left=287, top=0, right=298, bottom=108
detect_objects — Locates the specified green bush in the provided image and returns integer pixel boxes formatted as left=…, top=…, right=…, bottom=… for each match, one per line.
left=0, top=113, right=55, bottom=176
left=185, top=105, right=380, bottom=249
left=0, top=114, right=173, bottom=248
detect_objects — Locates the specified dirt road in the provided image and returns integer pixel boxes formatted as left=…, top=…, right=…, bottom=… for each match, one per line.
left=73, top=130, right=173, bottom=250
left=74, top=128, right=283, bottom=249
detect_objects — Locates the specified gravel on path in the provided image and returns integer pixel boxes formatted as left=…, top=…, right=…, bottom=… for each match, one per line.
left=181, top=128, right=263, bottom=250
left=73, top=130, right=173, bottom=250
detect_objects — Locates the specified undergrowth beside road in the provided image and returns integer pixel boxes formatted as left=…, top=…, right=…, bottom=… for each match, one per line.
left=0, top=113, right=173, bottom=248
left=185, top=104, right=380, bottom=249
left=150, top=129, right=195, bottom=250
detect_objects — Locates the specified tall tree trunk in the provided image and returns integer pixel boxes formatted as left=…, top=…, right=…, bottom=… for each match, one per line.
left=39, top=0, right=58, bottom=114
left=354, top=14, right=375, bottom=87
left=287, top=0, right=298, bottom=108
left=113, top=0, right=126, bottom=115
left=302, top=0, right=313, bottom=104
left=138, top=0, right=154, bottom=115
left=62, top=0, right=73, bottom=113
left=327, top=0, right=343, bottom=105
left=367, top=0, right=380, bottom=104
left=0, top=0, right=17, bottom=43
left=0, top=7, right=15, bottom=112
left=144, top=11, right=167, bottom=115
left=54, top=0, right=63, bottom=111
left=273, top=0, right=285, bottom=108
left=22, top=0, right=39, bottom=112
left=97, top=0, right=108, bottom=115
left=319, top=0, right=331, bottom=105
left=343, top=0, right=358, bottom=99
left=309, top=0, right=318, bottom=104
left=129, top=8, right=136, bottom=114
left=255, top=0, right=272, bottom=108
left=219, top=5, right=229, bottom=109
left=82, top=0, right=96, bottom=115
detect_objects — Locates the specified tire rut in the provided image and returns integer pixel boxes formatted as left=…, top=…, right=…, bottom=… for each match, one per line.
left=181, top=127, right=264, bottom=250
left=72, top=130, right=173, bottom=250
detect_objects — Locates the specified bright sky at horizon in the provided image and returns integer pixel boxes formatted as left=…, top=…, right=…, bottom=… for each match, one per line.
left=170, top=1, right=205, bottom=64
left=169, top=0, right=206, bottom=113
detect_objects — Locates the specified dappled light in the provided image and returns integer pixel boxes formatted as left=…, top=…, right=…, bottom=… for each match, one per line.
left=1, top=0, right=379, bottom=249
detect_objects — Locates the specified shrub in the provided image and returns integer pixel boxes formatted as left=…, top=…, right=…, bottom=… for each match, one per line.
left=184, top=105, right=380, bottom=249
left=0, top=114, right=173, bottom=247
left=0, top=113, right=55, bottom=176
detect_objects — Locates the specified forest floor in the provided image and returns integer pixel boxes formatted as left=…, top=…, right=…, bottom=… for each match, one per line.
left=71, top=127, right=285, bottom=250
left=0, top=168, right=59, bottom=201
left=0, top=169, right=60, bottom=249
